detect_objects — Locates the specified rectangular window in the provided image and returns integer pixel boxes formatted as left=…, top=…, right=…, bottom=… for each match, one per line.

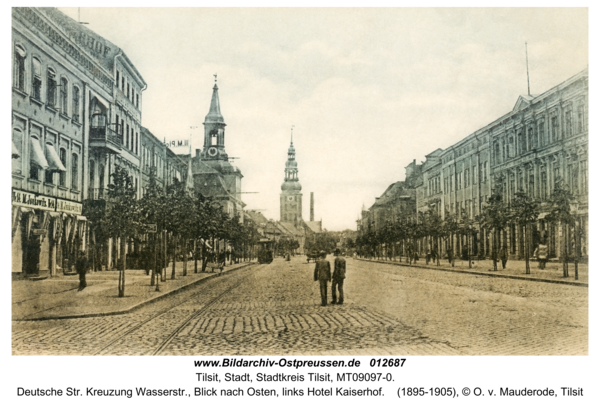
left=32, top=58, right=42, bottom=100
left=72, top=86, right=80, bottom=122
left=136, top=94, right=139, bottom=108
left=541, top=172, right=547, bottom=200
left=551, top=116, right=558, bottom=142
left=565, top=111, right=573, bottom=137
left=116, top=70, right=120, bottom=86
left=127, top=83, right=130, bottom=99
left=47, top=69, right=57, bottom=107
left=538, top=121, right=545, bottom=145
left=59, top=148, right=67, bottom=186
left=60, top=78, right=68, bottom=114
left=71, top=153, right=79, bottom=190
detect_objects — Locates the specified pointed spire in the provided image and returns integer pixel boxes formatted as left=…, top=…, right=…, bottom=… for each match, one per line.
left=205, top=74, right=224, bottom=123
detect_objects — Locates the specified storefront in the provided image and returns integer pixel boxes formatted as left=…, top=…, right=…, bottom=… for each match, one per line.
left=12, top=188, right=85, bottom=276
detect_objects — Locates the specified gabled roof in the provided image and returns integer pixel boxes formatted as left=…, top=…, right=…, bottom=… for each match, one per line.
left=245, top=210, right=268, bottom=226
left=278, top=221, right=304, bottom=236
left=371, top=181, right=414, bottom=209
left=304, top=220, right=322, bottom=234
left=512, top=94, right=539, bottom=113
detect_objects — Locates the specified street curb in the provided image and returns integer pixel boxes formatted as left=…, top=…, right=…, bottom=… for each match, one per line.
left=356, top=258, right=588, bottom=287
left=14, top=262, right=258, bottom=322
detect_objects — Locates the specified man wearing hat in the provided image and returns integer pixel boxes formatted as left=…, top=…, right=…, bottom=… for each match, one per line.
left=313, top=251, right=331, bottom=306
left=332, top=249, right=346, bottom=305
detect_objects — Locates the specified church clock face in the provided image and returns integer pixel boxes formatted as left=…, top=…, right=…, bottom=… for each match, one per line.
left=287, top=196, right=294, bottom=202
left=208, top=147, right=217, bottom=157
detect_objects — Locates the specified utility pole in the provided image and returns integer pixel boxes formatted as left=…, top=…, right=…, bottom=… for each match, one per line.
left=525, top=42, right=531, bottom=96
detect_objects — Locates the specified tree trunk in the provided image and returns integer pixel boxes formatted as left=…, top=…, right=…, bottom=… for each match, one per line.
left=194, top=239, right=198, bottom=273
left=563, top=222, right=569, bottom=277
left=525, top=224, right=530, bottom=275
left=119, top=235, right=127, bottom=297
left=171, top=234, right=177, bottom=279
left=183, top=238, right=188, bottom=276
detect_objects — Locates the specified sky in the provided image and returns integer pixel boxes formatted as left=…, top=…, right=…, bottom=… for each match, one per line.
left=57, top=7, right=588, bottom=231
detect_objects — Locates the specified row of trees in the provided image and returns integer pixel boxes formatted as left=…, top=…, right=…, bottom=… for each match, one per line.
left=83, top=166, right=260, bottom=297
left=356, top=179, right=583, bottom=277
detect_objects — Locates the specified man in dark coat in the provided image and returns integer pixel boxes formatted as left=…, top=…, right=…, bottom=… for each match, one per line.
left=332, top=250, right=346, bottom=305
left=500, top=245, right=508, bottom=269
left=313, top=251, right=331, bottom=306
left=75, top=250, right=89, bottom=291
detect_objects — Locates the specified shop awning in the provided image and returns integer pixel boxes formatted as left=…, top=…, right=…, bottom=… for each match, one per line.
left=45, top=143, right=66, bottom=172
left=12, top=141, right=20, bottom=158
left=30, top=137, right=49, bottom=169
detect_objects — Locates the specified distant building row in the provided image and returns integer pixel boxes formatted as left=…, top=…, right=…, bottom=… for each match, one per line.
left=358, top=68, right=588, bottom=260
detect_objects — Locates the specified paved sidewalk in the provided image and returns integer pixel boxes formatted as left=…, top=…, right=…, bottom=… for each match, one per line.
left=357, top=257, right=588, bottom=286
left=12, top=261, right=256, bottom=321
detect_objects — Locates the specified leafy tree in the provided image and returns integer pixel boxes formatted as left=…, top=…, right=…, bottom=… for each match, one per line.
left=546, top=179, right=575, bottom=277
left=105, top=166, right=141, bottom=297
left=480, top=184, right=510, bottom=271
left=442, top=212, right=459, bottom=267
left=510, top=190, right=540, bottom=274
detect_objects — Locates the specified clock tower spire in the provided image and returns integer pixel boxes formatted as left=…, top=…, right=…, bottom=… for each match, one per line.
left=202, top=75, right=228, bottom=161
left=280, top=127, right=302, bottom=223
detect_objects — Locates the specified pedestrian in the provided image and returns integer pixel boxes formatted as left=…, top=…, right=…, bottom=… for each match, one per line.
left=313, top=251, right=331, bottom=307
left=332, top=249, right=346, bottom=305
left=75, top=250, right=89, bottom=291
left=536, top=240, right=548, bottom=270
left=500, top=245, right=508, bottom=269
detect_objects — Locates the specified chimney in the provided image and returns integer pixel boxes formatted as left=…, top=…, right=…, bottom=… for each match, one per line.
left=310, top=192, right=314, bottom=221
left=195, top=149, right=201, bottom=157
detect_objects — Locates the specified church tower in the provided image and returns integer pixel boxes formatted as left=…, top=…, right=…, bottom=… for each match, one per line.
left=201, top=75, right=228, bottom=162
left=280, top=130, right=302, bottom=224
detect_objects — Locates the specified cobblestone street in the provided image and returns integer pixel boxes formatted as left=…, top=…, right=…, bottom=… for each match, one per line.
left=12, top=256, right=587, bottom=356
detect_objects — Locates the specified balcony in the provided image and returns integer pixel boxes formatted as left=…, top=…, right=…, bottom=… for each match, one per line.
left=89, top=124, right=122, bottom=154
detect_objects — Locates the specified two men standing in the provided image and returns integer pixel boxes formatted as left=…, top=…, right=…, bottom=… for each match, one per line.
left=313, top=250, right=346, bottom=306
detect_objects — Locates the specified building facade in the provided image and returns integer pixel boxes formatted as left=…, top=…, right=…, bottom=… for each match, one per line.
left=415, top=68, right=588, bottom=260
left=10, top=7, right=189, bottom=276
left=11, top=7, right=148, bottom=275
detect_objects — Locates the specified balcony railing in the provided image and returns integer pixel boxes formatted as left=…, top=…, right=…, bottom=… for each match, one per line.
left=90, top=124, right=122, bottom=150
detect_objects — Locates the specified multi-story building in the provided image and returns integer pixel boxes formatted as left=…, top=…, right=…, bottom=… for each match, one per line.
left=415, top=68, right=587, bottom=260
left=11, top=7, right=146, bottom=276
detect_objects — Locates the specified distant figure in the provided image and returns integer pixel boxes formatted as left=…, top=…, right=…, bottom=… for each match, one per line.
left=313, top=251, right=331, bottom=307
left=536, top=241, right=548, bottom=270
left=500, top=246, right=508, bottom=269
left=332, top=249, right=346, bottom=305
left=75, top=250, right=89, bottom=291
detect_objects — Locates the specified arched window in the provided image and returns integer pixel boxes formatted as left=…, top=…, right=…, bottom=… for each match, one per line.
left=71, top=153, right=79, bottom=190
left=14, top=44, right=26, bottom=91
left=60, top=77, right=68, bottom=114
left=59, top=148, right=67, bottom=186
left=32, top=58, right=42, bottom=100
left=72, top=86, right=80, bottom=122
left=47, top=67, right=57, bottom=107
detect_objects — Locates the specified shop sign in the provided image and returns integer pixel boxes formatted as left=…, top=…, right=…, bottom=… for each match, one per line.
left=12, top=189, right=56, bottom=211
left=56, top=199, right=83, bottom=215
